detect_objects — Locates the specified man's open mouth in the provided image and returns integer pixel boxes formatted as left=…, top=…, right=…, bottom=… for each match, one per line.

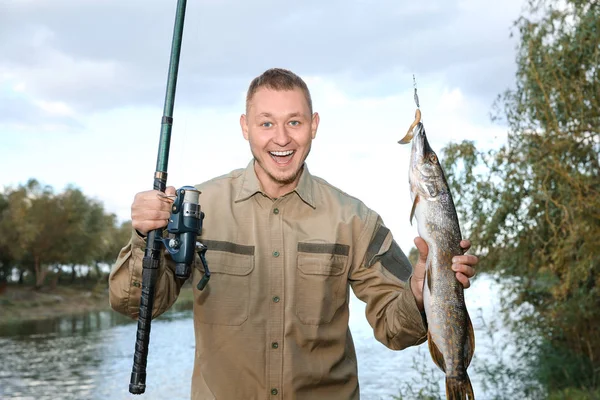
left=269, top=150, right=295, bottom=164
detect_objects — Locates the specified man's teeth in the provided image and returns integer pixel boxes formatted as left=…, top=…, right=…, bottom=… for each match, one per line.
left=270, top=150, right=294, bottom=156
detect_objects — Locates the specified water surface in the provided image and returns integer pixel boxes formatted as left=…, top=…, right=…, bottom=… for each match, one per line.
left=0, top=275, right=511, bottom=400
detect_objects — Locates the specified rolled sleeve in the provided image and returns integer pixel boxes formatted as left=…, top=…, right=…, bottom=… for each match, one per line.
left=349, top=214, right=427, bottom=350
left=108, top=229, right=184, bottom=319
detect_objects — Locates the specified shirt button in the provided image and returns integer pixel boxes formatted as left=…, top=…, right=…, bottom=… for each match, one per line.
left=271, top=388, right=278, bottom=395
left=272, top=296, right=280, bottom=303
left=272, top=250, right=279, bottom=257
left=273, top=208, right=279, bottom=215
left=271, top=342, right=279, bottom=349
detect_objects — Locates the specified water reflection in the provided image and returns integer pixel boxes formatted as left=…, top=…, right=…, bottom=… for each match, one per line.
left=0, top=301, right=194, bottom=339
left=0, top=303, right=195, bottom=400
left=0, top=276, right=512, bottom=400
left=0, top=310, right=131, bottom=338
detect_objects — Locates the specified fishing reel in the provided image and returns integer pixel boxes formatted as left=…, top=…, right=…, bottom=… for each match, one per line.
left=161, top=186, right=211, bottom=290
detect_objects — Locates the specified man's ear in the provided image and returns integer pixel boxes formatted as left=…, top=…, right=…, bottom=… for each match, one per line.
left=311, top=112, right=320, bottom=139
left=240, top=114, right=249, bottom=140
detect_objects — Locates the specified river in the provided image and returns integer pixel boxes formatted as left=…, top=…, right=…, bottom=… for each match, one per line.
left=0, top=274, right=515, bottom=400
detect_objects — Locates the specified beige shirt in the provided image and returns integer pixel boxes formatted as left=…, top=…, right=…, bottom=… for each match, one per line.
left=109, top=161, right=427, bottom=400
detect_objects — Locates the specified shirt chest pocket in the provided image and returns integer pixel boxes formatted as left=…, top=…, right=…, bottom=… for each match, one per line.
left=195, top=245, right=254, bottom=326
left=295, top=243, right=349, bottom=325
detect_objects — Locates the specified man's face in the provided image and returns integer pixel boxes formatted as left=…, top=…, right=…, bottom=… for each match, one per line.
left=240, top=87, right=319, bottom=194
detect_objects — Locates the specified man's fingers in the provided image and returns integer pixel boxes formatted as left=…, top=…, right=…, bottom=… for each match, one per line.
left=460, top=239, right=471, bottom=251
left=131, top=189, right=174, bottom=236
left=452, top=254, right=478, bottom=267
left=132, top=208, right=172, bottom=222
left=157, top=187, right=177, bottom=202
left=451, top=263, right=475, bottom=278
left=456, top=273, right=471, bottom=289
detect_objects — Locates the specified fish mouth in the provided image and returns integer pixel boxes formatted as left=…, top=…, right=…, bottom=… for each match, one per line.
left=409, top=122, right=436, bottom=183
left=411, top=122, right=430, bottom=158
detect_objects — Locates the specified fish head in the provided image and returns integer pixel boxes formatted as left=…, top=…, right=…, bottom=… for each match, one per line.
left=408, top=122, right=449, bottom=201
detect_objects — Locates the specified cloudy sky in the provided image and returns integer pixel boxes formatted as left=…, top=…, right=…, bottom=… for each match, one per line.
left=1, top=0, right=525, bottom=252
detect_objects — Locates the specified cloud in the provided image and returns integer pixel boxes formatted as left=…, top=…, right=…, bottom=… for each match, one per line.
left=2, top=73, right=503, bottom=252
left=0, top=0, right=523, bottom=118
left=0, top=0, right=522, bottom=252
left=0, top=83, right=83, bottom=131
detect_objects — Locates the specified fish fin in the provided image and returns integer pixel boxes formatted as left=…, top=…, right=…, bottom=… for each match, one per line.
left=446, top=373, right=475, bottom=400
left=427, top=330, right=446, bottom=373
left=465, top=311, right=476, bottom=368
left=426, top=263, right=433, bottom=293
left=409, top=195, right=419, bottom=226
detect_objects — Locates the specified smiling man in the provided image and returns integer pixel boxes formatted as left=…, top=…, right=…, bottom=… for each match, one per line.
left=108, top=68, right=478, bottom=400
left=241, top=74, right=318, bottom=196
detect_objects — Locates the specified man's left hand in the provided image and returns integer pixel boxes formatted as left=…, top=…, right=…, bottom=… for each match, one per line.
left=410, top=237, right=478, bottom=310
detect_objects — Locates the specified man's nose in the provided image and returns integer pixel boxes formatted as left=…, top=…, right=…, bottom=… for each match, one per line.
left=273, top=125, right=291, bottom=146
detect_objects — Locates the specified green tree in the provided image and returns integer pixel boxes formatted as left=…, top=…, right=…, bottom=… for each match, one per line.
left=57, top=187, right=109, bottom=284
left=25, top=181, right=70, bottom=289
left=0, top=180, right=59, bottom=288
left=0, top=192, right=12, bottom=290
left=94, top=219, right=132, bottom=280
left=0, top=180, right=132, bottom=289
left=442, top=0, right=599, bottom=393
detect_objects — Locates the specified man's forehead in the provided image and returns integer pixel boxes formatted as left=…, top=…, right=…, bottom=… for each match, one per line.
left=248, top=88, right=311, bottom=116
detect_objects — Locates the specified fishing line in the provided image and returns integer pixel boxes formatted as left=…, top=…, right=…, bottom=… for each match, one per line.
left=398, top=75, right=422, bottom=144
left=413, top=74, right=420, bottom=109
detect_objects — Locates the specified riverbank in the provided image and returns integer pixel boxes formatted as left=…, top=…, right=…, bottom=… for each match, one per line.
left=0, top=283, right=195, bottom=325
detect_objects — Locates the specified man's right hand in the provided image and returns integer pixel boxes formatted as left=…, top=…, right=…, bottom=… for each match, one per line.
left=131, top=186, right=177, bottom=236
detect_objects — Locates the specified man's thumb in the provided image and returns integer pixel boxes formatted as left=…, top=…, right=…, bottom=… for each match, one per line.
left=165, top=186, right=177, bottom=196
left=414, top=237, right=429, bottom=262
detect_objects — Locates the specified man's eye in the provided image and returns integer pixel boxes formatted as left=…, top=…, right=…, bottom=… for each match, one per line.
left=261, top=122, right=273, bottom=128
left=289, top=121, right=300, bottom=126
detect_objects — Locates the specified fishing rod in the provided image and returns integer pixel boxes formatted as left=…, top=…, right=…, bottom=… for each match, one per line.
left=129, top=0, right=191, bottom=394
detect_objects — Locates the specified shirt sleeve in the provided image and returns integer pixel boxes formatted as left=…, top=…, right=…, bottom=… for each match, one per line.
left=349, top=212, right=427, bottom=350
left=108, top=229, right=187, bottom=319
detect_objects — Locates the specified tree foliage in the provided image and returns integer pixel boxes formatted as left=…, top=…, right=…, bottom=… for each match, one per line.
left=442, top=0, right=599, bottom=392
left=0, top=179, right=131, bottom=289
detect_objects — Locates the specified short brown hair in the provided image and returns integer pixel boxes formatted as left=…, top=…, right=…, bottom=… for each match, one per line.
left=245, top=68, right=313, bottom=114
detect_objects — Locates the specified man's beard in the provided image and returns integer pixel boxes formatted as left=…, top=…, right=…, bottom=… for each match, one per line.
left=251, top=146, right=311, bottom=188
left=255, top=156, right=304, bottom=186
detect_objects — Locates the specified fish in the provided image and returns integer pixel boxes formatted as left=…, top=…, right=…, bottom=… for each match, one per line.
left=400, top=122, right=475, bottom=399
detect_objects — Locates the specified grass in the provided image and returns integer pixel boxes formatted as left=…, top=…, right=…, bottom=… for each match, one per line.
left=0, top=281, right=195, bottom=326
left=0, top=283, right=110, bottom=325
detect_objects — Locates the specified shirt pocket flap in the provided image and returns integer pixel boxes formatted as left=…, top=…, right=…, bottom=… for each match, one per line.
left=297, top=253, right=347, bottom=276
left=204, top=250, right=254, bottom=276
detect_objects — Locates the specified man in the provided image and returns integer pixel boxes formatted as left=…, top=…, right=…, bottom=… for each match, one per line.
left=109, top=68, right=477, bottom=399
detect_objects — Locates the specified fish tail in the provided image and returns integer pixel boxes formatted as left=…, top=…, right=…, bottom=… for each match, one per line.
left=445, top=373, right=475, bottom=400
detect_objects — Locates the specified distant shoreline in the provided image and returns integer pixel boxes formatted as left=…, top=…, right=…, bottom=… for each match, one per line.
left=0, top=283, right=195, bottom=326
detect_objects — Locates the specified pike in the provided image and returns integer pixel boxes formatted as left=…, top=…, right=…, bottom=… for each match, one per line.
left=399, top=121, right=476, bottom=399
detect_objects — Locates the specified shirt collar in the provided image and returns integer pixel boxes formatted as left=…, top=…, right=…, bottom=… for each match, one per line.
left=235, top=160, right=316, bottom=209
left=294, top=163, right=316, bottom=209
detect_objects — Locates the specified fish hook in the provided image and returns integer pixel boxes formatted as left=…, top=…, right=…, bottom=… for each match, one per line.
left=398, top=75, right=422, bottom=144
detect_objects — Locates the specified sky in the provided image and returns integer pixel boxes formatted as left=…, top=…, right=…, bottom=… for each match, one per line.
left=0, top=0, right=526, bottom=253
